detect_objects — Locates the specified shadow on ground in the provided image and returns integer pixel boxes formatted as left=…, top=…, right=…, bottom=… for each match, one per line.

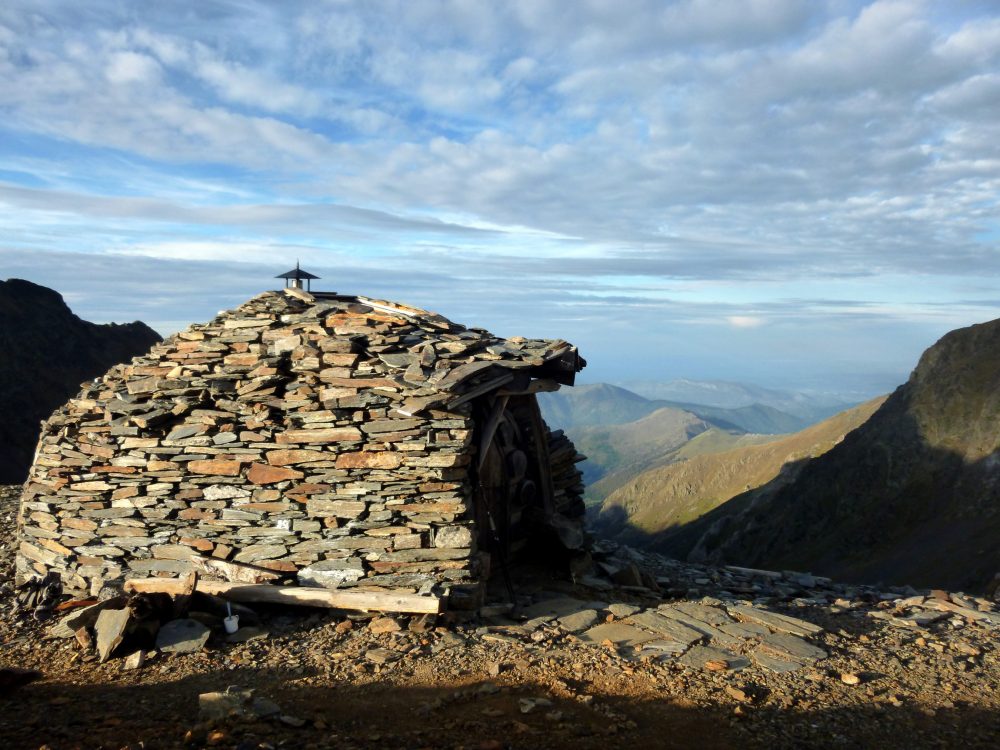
left=0, top=667, right=997, bottom=750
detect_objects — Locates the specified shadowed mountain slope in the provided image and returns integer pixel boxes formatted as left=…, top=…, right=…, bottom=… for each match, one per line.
left=0, top=279, right=161, bottom=483
left=683, top=318, right=1000, bottom=592
left=571, top=407, right=712, bottom=490
left=595, top=397, right=885, bottom=547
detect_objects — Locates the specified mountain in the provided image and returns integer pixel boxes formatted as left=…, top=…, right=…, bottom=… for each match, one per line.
left=682, top=318, right=1000, bottom=592
left=595, top=397, right=886, bottom=549
left=619, top=378, right=855, bottom=424
left=0, top=279, right=161, bottom=483
left=660, top=401, right=807, bottom=435
left=539, top=383, right=816, bottom=506
left=583, top=422, right=784, bottom=504
left=537, top=383, right=663, bottom=428
left=570, top=406, right=712, bottom=494
left=540, top=382, right=829, bottom=435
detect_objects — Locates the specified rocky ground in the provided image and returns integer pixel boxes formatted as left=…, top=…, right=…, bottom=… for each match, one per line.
left=2, top=484, right=999, bottom=750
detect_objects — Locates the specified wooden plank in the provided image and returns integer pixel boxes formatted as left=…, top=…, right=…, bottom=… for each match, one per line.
left=172, top=571, right=198, bottom=619
left=190, top=555, right=282, bottom=584
left=123, top=578, right=442, bottom=614
left=476, top=395, right=510, bottom=472
left=522, top=396, right=556, bottom=517
left=447, top=373, right=515, bottom=409
left=497, top=379, right=562, bottom=396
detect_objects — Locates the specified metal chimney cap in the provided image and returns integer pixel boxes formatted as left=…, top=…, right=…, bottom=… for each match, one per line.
left=275, top=261, right=320, bottom=281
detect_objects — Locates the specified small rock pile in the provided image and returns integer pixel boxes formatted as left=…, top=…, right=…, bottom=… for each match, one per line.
left=39, top=584, right=267, bottom=666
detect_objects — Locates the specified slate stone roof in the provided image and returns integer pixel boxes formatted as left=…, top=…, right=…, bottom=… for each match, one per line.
left=288, top=290, right=587, bottom=414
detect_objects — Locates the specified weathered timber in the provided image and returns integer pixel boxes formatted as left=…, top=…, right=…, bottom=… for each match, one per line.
left=123, top=578, right=443, bottom=614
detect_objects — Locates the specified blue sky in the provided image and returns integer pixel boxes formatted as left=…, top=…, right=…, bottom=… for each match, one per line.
left=1, top=0, right=998, bottom=396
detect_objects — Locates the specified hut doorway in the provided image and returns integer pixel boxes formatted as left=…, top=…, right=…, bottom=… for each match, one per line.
left=472, top=395, right=558, bottom=570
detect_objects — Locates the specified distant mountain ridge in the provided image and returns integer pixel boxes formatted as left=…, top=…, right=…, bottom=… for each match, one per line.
left=539, top=382, right=828, bottom=434
left=618, top=378, right=855, bottom=424
left=683, top=318, right=1000, bottom=592
left=0, top=278, right=161, bottom=483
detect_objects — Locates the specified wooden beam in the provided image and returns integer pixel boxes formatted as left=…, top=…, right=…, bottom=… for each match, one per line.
left=190, top=555, right=282, bottom=584
left=476, top=395, right=510, bottom=472
left=445, top=372, right=514, bottom=407
left=497, top=378, right=562, bottom=396
left=523, top=396, right=557, bottom=518
left=123, top=578, right=442, bottom=614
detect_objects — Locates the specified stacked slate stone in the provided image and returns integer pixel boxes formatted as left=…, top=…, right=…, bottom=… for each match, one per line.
left=16, top=289, right=584, bottom=599
left=547, top=429, right=587, bottom=524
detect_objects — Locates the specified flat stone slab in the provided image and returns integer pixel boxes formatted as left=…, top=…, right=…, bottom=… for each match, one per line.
left=628, top=610, right=705, bottom=647
left=578, top=622, right=657, bottom=648
left=156, top=618, right=211, bottom=654
left=727, top=605, right=824, bottom=637
left=639, top=638, right=691, bottom=655
left=752, top=649, right=802, bottom=673
left=656, top=605, right=740, bottom=647
left=924, top=599, right=1000, bottom=626
left=365, top=648, right=401, bottom=665
left=900, top=611, right=951, bottom=627
left=95, top=607, right=131, bottom=663
left=666, top=602, right=734, bottom=626
left=558, top=609, right=600, bottom=633
left=578, top=576, right=613, bottom=592
left=520, top=597, right=590, bottom=621
left=49, top=598, right=126, bottom=639
left=678, top=645, right=750, bottom=671
left=718, top=620, right=771, bottom=639
left=759, top=632, right=827, bottom=663
left=608, top=603, right=640, bottom=618
left=869, top=610, right=950, bottom=628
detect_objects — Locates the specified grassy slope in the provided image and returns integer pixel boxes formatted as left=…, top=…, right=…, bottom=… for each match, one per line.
left=596, top=397, right=886, bottom=543
left=584, top=426, right=778, bottom=504
left=572, top=407, right=712, bottom=500
left=540, top=381, right=855, bottom=509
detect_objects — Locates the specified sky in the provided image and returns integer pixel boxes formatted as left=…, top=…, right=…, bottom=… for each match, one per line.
left=1, top=0, right=998, bottom=397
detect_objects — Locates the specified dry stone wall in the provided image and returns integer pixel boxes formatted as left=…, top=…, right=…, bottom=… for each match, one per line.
left=16, top=290, right=584, bottom=599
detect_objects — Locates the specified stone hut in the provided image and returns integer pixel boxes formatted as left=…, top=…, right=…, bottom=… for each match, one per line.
left=16, top=287, right=586, bottom=609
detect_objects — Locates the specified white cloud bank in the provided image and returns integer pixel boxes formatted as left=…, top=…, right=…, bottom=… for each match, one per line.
left=0, top=0, right=998, bottom=394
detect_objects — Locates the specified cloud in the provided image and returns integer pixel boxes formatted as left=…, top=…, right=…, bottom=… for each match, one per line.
left=727, top=315, right=766, bottom=329
left=0, top=0, right=998, bottom=393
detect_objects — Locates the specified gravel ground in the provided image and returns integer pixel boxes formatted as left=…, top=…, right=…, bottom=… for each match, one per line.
left=2, top=484, right=999, bottom=750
